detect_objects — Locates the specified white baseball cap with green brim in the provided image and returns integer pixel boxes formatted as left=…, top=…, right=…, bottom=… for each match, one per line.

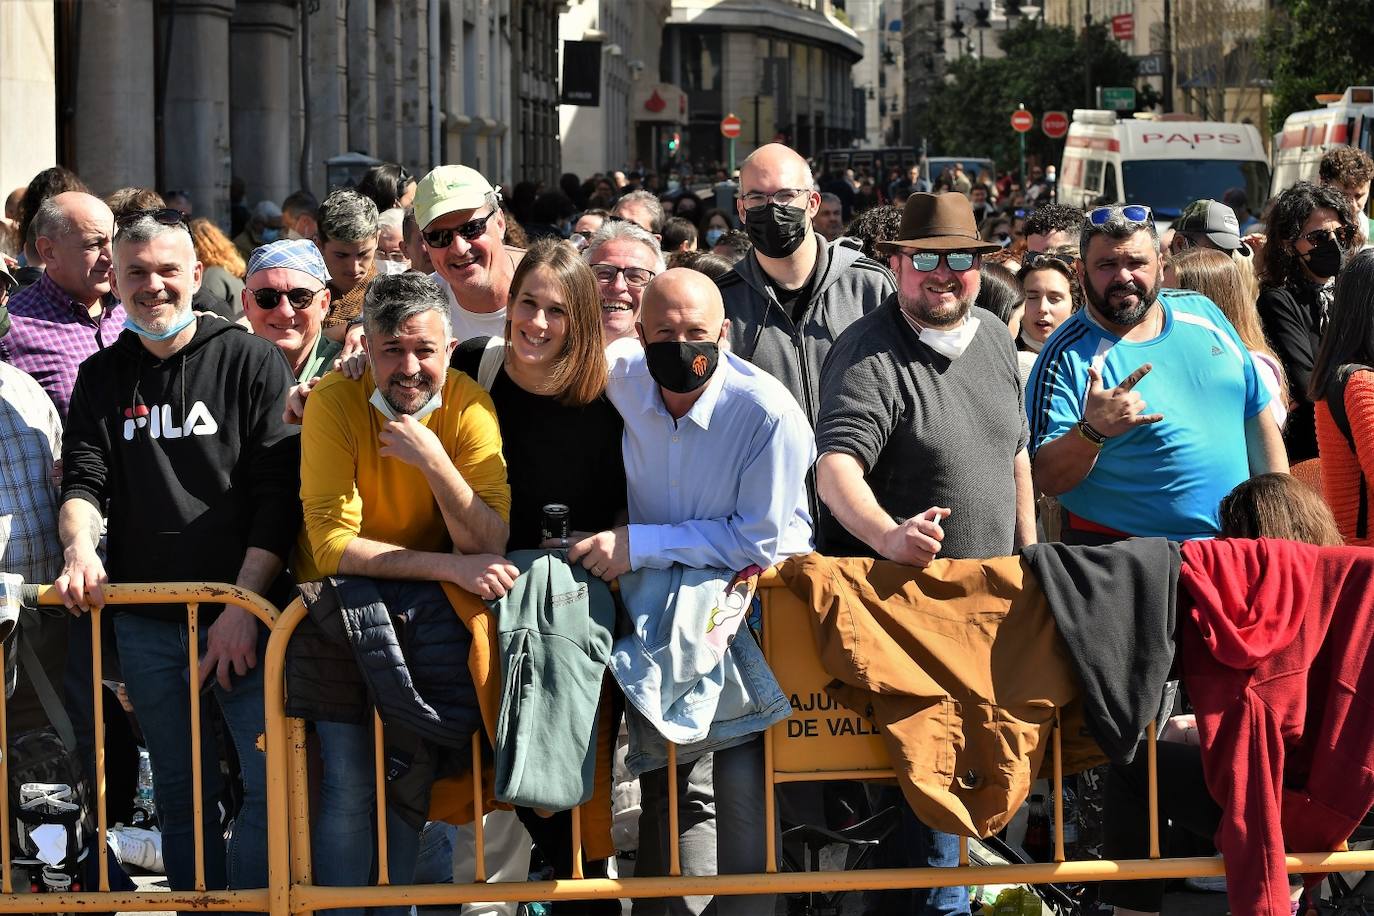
left=414, top=165, right=497, bottom=231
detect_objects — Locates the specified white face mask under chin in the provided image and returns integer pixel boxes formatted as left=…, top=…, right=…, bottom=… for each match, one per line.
left=902, top=310, right=981, bottom=359
left=369, top=386, right=443, bottom=423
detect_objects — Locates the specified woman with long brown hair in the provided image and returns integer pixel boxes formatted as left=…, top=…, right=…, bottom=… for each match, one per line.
left=449, top=236, right=626, bottom=904
left=1168, top=247, right=1289, bottom=429
left=450, top=236, right=625, bottom=548
left=189, top=217, right=247, bottom=319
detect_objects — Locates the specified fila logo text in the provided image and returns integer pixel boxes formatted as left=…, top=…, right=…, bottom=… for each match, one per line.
left=123, top=402, right=220, bottom=441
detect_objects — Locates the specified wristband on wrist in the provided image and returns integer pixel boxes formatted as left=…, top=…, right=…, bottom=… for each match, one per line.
left=1076, top=418, right=1107, bottom=448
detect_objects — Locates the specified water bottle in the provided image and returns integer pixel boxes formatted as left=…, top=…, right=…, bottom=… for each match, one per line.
left=1023, top=793, right=1051, bottom=863
left=132, top=749, right=155, bottom=825
left=1048, top=783, right=1079, bottom=854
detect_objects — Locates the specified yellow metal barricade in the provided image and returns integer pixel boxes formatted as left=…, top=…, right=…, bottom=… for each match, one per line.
left=0, top=582, right=279, bottom=914
left=261, top=571, right=1374, bottom=915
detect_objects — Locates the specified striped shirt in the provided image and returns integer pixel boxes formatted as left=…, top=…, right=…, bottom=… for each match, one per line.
left=0, top=272, right=126, bottom=419
left=0, top=361, right=63, bottom=584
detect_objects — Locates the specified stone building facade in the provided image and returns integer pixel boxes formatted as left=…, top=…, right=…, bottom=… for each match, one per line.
left=1, top=0, right=564, bottom=229
left=663, top=0, right=863, bottom=167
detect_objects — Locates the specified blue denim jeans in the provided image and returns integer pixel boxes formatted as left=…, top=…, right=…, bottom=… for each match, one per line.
left=311, top=719, right=421, bottom=916
left=113, top=612, right=268, bottom=898
left=865, top=788, right=970, bottom=916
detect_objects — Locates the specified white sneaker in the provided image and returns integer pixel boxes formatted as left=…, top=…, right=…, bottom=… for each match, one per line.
left=108, top=825, right=164, bottom=873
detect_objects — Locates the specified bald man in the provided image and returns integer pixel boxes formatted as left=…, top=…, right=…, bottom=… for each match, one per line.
left=568, top=269, right=815, bottom=915
left=716, top=144, right=893, bottom=530
left=0, top=191, right=126, bottom=418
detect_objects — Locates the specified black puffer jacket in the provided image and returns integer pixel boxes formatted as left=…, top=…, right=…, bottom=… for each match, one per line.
left=287, top=576, right=480, bottom=741
left=286, top=577, right=483, bottom=827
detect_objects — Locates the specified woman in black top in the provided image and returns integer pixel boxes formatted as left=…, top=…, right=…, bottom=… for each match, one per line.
left=1256, top=181, right=1359, bottom=463
left=451, top=238, right=628, bottom=550
left=450, top=239, right=625, bottom=912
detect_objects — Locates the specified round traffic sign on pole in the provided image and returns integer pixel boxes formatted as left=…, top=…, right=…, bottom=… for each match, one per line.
left=1042, top=111, right=1070, bottom=139
left=720, top=114, right=742, bottom=139
left=1011, top=110, right=1034, bottom=133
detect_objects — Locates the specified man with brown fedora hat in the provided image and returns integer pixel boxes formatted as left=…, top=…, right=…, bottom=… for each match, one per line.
left=814, top=191, right=1036, bottom=914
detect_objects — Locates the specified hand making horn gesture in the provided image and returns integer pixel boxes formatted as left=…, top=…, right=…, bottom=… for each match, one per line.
left=1082, top=362, right=1165, bottom=438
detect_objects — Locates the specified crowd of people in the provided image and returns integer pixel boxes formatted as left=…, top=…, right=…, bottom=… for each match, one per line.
left=0, top=136, right=1371, bottom=916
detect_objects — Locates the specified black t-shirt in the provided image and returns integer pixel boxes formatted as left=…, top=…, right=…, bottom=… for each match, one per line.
left=767, top=261, right=818, bottom=325
left=452, top=338, right=628, bottom=551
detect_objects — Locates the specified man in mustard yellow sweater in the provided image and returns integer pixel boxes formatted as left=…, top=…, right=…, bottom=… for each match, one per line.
left=298, top=270, right=516, bottom=914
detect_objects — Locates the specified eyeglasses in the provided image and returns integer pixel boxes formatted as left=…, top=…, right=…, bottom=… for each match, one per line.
left=739, top=188, right=810, bottom=210
left=1300, top=227, right=1354, bottom=247
left=590, top=263, right=657, bottom=288
left=909, top=251, right=978, bottom=272
left=378, top=250, right=410, bottom=262
left=1087, top=205, right=1153, bottom=226
left=422, top=208, right=497, bottom=248
left=115, top=208, right=190, bottom=232
left=250, top=287, right=323, bottom=311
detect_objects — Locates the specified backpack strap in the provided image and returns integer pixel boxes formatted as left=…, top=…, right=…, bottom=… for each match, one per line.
left=476, top=336, right=507, bottom=393
left=19, top=612, right=77, bottom=754
left=1328, top=364, right=1372, bottom=540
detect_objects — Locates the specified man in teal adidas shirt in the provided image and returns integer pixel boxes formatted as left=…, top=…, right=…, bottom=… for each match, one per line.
left=1026, top=204, right=1289, bottom=543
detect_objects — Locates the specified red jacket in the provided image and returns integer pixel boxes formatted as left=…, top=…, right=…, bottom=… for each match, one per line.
left=1181, top=537, right=1374, bottom=916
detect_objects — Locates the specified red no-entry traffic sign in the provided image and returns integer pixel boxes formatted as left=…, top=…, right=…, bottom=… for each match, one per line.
left=720, top=114, right=742, bottom=139
left=1042, top=111, right=1070, bottom=139
left=1011, top=110, right=1034, bottom=133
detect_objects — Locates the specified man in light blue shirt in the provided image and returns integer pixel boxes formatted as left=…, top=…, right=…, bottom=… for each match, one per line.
left=568, top=269, right=815, bottom=578
left=567, top=267, right=815, bottom=916
left=1027, top=204, right=1288, bottom=543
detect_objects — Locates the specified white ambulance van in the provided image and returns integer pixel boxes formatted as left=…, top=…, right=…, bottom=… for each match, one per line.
left=1057, top=110, right=1270, bottom=224
left=1270, top=86, right=1374, bottom=196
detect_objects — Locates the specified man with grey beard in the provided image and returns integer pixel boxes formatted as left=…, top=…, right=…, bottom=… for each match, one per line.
left=814, top=192, right=1035, bottom=915
left=1026, top=204, right=1287, bottom=544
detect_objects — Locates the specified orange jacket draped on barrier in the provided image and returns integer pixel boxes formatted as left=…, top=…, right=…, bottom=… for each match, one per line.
left=780, top=553, right=1105, bottom=838
left=427, top=583, right=615, bottom=861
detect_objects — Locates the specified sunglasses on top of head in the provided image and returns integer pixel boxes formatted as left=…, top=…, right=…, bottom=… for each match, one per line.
left=909, top=251, right=978, bottom=272
left=115, top=208, right=190, bottom=232
left=422, top=208, right=497, bottom=249
left=1087, top=204, right=1153, bottom=227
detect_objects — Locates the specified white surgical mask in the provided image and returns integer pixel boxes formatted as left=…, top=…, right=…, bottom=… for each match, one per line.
left=369, top=386, right=443, bottom=423
left=375, top=259, right=411, bottom=276
left=902, top=310, right=981, bottom=360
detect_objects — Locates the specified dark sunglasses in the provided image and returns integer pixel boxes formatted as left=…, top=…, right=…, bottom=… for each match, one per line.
left=250, top=287, right=322, bottom=311
left=591, top=263, right=656, bottom=288
left=422, top=208, right=497, bottom=249
left=1300, top=227, right=1354, bottom=246
left=1087, top=204, right=1153, bottom=226
left=910, top=251, right=978, bottom=272
left=115, top=208, right=189, bottom=231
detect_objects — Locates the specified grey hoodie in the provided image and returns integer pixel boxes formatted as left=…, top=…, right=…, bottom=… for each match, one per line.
left=717, top=233, right=895, bottom=426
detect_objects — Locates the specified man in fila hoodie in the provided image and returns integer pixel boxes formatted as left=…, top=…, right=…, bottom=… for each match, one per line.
left=53, top=210, right=300, bottom=895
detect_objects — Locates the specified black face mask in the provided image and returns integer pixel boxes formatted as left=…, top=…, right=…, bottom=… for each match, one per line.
left=744, top=203, right=810, bottom=259
left=1302, top=235, right=1346, bottom=280
left=644, top=341, right=719, bottom=394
